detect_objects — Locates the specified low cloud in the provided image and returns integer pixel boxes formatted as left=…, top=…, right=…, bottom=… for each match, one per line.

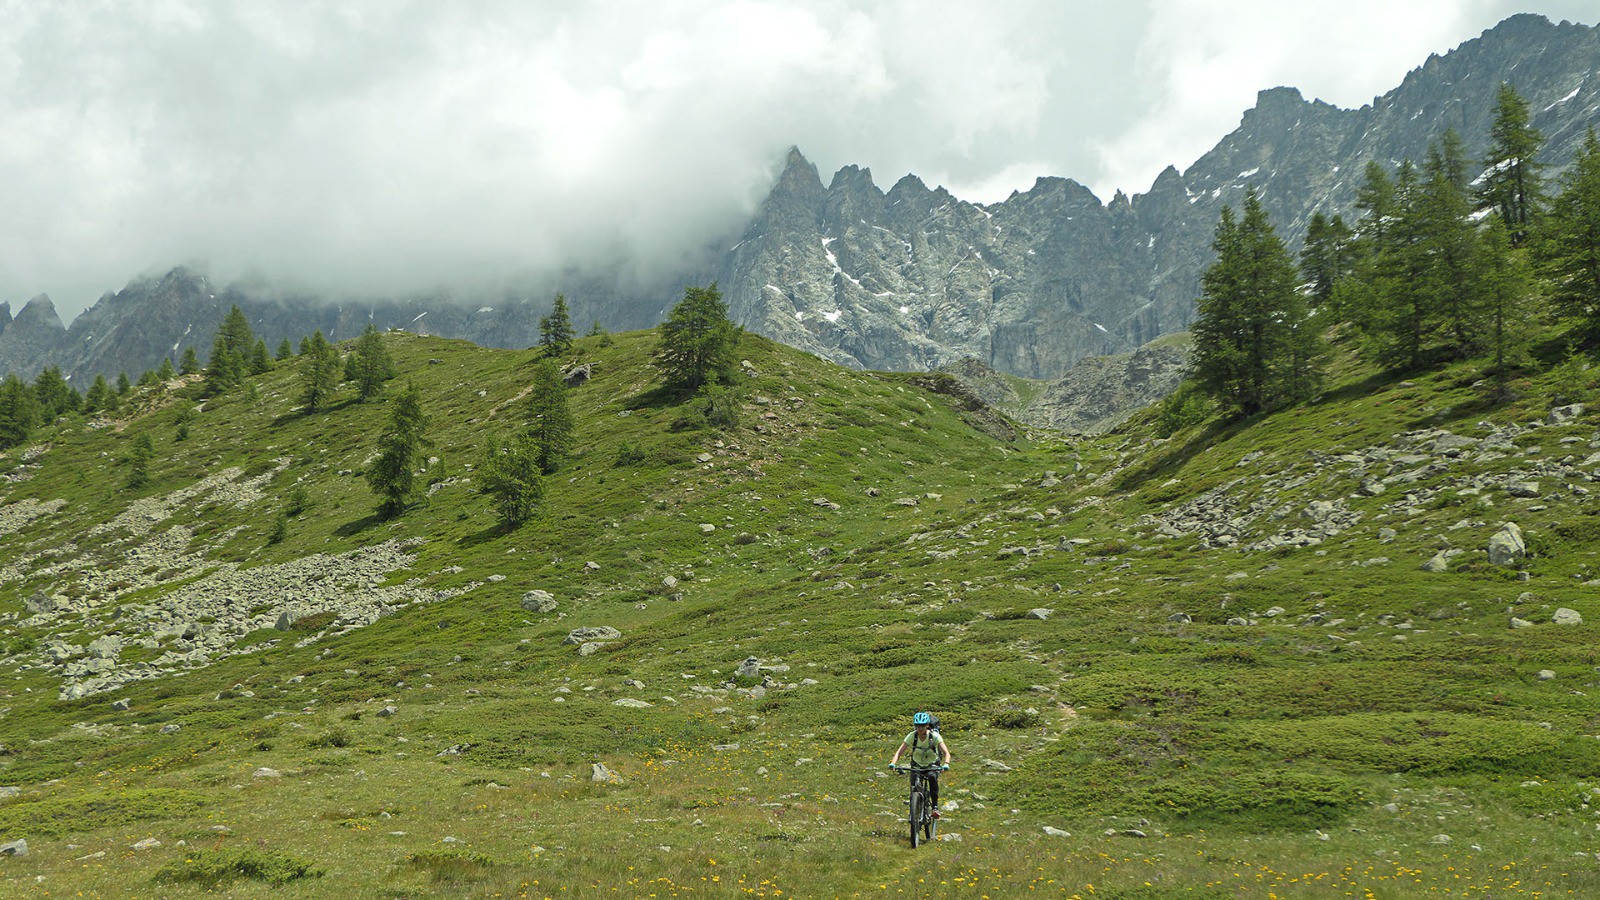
left=0, top=1, right=1591, bottom=320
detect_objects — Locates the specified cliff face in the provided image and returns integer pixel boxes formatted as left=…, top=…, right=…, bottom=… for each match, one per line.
left=2, top=15, right=1598, bottom=388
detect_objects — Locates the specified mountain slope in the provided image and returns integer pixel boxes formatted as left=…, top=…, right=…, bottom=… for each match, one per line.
left=6, top=326, right=1600, bottom=894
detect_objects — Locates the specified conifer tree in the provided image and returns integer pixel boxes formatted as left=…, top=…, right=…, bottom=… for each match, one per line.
left=1300, top=212, right=1354, bottom=307
left=655, top=283, right=739, bottom=392
left=524, top=359, right=574, bottom=474
left=366, top=381, right=429, bottom=517
left=32, top=367, right=80, bottom=419
left=157, top=357, right=177, bottom=381
left=1478, top=217, right=1537, bottom=393
left=83, top=374, right=116, bottom=414
left=204, top=333, right=242, bottom=394
left=298, top=331, right=342, bottom=412
left=347, top=324, right=396, bottom=401
left=1191, top=191, right=1321, bottom=417
left=204, top=305, right=258, bottom=393
left=276, top=338, right=294, bottom=361
left=1480, top=83, right=1546, bottom=245
left=179, top=346, right=201, bottom=376
left=116, top=372, right=132, bottom=395
left=478, top=432, right=543, bottom=528
left=539, top=294, right=575, bottom=355
left=124, top=432, right=154, bottom=490
left=1540, top=128, right=1600, bottom=337
left=249, top=338, right=272, bottom=375
left=0, top=374, right=39, bottom=450
left=1416, top=134, right=1487, bottom=357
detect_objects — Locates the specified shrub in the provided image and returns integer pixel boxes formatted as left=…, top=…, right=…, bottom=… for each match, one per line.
left=407, top=848, right=499, bottom=882
left=155, top=848, right=324, bottom=886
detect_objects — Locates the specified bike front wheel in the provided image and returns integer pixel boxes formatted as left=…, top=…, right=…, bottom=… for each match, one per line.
left=909, top=790, right=924, bottom=848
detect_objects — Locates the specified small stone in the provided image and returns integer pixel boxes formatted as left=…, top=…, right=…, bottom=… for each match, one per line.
left=1431, top=834, right=1452, bottom=845
left=1510, top=617, right=1535, bottom=629
left=1382, top=803, right=1400, bottom=814
left=377, top=705, right=398, bottom=717
left=1028, top=608, right=1052, bottom=620
left=0, top=840, right=26, bottom=857
left=111, top=698, right=131, bottom=711
left=131, top=838, right=162, bottom=850
left=613, top=698, right=654, bottom=708
left=1167, top=613, right=1192, bottom=623
left=1507, top=481, right=1542, bottom=498
left=591, top=763, right=621, bottom=784
left=160, top=724, right=181, bottom=734
left=1538, top=669, right=1557, bottom=681
left=700, top=524, right=716, bottom=533
left=252, top=767, right=282, bottom=779
left=1042, top=826, right=1070, bottom=837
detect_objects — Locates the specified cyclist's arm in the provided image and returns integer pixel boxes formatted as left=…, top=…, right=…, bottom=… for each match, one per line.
left=889, top=745, right=902, bottom=765
left=938, top=734, right=952, bottom=765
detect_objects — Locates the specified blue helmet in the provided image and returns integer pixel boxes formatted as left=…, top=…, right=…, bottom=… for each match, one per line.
left=913, top=712, right=932, bottom=725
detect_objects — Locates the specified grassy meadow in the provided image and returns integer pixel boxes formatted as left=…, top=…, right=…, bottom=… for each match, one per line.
left=3, top=326, right=1600, bottom=897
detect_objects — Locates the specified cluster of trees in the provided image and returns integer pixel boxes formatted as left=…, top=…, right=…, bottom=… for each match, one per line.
left=1191, top=83, right=1600, bottom=419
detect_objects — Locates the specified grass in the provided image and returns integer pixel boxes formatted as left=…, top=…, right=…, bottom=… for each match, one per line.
left=3, top=326, right=1600, bottom=895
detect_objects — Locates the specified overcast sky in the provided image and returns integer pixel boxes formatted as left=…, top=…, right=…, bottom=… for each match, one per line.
left=2, top=1, right=1595, bottom=321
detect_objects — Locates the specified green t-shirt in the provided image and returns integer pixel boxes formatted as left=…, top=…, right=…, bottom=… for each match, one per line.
left=902, top=729, right=945, bottom=766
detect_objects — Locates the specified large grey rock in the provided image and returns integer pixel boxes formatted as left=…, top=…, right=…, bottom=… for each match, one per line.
left=1553, top=608, right=1584, bottom=625
left=591, top=762, right=621, bottom=784
left=736, top=656, right=762, bottom=678
left=0, top=839, right=25, bottom=857
left=521, top=590, right=558, bottom=613
left=1488, top=523, right=1526, bottom=566
left=563, top=626, right=621, bottom=645
left=1549, top=403, right=1585, bottom=425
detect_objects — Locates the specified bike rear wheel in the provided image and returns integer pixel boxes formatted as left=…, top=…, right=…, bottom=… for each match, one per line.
left=909, top=790, right=923, bottom=848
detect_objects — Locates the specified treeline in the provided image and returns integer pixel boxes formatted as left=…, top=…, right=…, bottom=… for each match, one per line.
left=3, top=284, right=747, bottom=539
left=0, top=306, right=403, bottom=451
left=1182, top=83, right=1600, bottom=424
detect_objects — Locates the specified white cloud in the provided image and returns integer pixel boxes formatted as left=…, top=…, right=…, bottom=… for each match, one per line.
left=0, top=1, right=1593, bottom=319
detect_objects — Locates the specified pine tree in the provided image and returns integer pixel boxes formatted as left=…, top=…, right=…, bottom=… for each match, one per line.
left=478, top=432, right=543, bottom=528
left=115, top=372, right=132, bottom=395
left=124, top=431, right=154, bottom=490
left=347, top=324, right=396, bottom=401
left=1300, top=212, right=1354, bottom=307
left=276, top=338, right=294, bottom=361
left=249, top=338, right=272, bottom=375
left=1540, top=128, right=1600, bottom=337
left=1478, top=217, right=1537, bottom=394
left=539, top=294, right=575, bottom=355
left=1417, top=134, right=1487, bottom=358
left=157, top=357, right=177, bottom=381
left=655, top=283, right=740, bottom=392
left=204, top=305, right=258, bottom=393
left=32, top=366, right=80, bottom=419
left=366, top=381, right=430, bottom=517
left=1480, top=83, right=1546, bottom=245
left=1191, top=191, right=1320, bottom=417
left=204, top=332, right=242, bottom=394
left=524, top=359, right=574, bottom=474
left=298, top=331, right=342, bottom=412
left=179, top=346, right=201, bottom=376
left=83, top=374, right=115, bottom=414
left=0, top=374, right=39, bottom=450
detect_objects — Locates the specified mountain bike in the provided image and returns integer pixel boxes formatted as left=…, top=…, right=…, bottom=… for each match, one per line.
left=891, top=764, right=944, bottom=847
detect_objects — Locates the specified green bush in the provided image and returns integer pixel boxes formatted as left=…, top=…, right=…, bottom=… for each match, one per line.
left=155, top=848, right=324, bottom=886
left=407, top=848, right=500, bottom=882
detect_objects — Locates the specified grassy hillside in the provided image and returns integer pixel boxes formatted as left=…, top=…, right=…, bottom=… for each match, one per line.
left=3, top=326, right=1600, bottom=897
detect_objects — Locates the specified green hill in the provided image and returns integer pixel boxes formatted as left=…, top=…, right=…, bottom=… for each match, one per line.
left=3, top=327, right=1600, bottom=897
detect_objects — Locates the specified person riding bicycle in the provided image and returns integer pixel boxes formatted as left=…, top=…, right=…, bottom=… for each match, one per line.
left=890, top=711, right=951, bottom=816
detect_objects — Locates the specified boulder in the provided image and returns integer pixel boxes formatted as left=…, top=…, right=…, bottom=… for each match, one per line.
left=1487, top=523, right=1526, bottom=566
left=613, top=698, right=654, bottom=708
left=736, top=656, right=761, bottom=678
left=563, top=626, right=622, bottom=645
left=1553, top=608, right=1584, bottom=625
left=1507, top=481, right=1542, bottom=498
left=591, top=762, right=621, bottom=784
left=23, top=591, right=56, bottom=615
left=0, top=839, right=25, bottom=857
left=521, top=590, right=558, bottom=613
left=1538, top=669, right=1557, bottom=681
left=1028, top=608, right=1052, bottom=620
left=1510, top=617, right=1535, bottom=629
left=1548, top=404, right=1585, bottom=425
left=1042, top=826, right=1070, bottom=838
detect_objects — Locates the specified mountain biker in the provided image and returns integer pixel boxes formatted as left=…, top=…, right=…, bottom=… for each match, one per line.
left=890, top=711, right=951, bottom=816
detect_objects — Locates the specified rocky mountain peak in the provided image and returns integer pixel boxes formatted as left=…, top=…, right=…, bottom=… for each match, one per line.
left=12, top=295, right=64, bottom=333
left=0, top=301, right=10, bottom=337
left=772, top=147, right=825, bottom=199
